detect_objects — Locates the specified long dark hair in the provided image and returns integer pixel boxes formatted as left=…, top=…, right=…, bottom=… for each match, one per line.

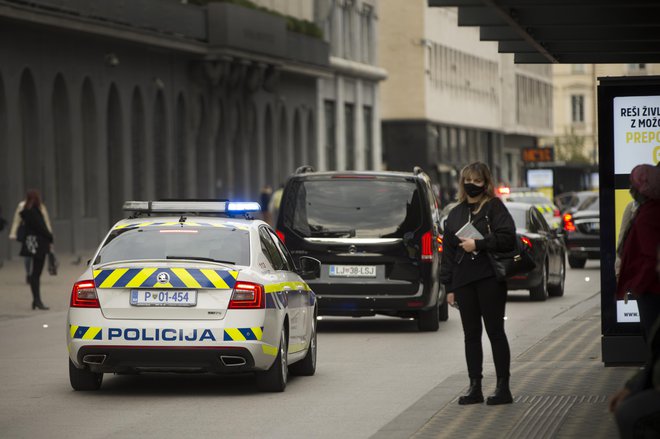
left=24, top=189, right=42, bottom=209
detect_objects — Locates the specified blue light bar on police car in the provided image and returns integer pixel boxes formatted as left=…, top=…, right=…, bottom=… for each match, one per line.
left=122, top=200, right=260, bottom=214
left=227, top=202, right=261, bottom=212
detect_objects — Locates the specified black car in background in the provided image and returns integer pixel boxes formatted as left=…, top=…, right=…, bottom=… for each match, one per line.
left=555, top=190, right=597, bottom=214
left=504, top=202, right=567, bottom=301
left=562, top=194, right=600, bottom=268
left=275, top=167, right=446, bottom=331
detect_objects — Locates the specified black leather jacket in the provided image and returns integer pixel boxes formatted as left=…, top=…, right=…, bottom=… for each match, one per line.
left=439, top=197, right=516, bottom=289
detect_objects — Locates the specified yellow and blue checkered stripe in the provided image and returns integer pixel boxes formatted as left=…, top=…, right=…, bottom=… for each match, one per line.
left=223, top=327, right=263, bottom=341
left=264, top=282, right=315, bottom=309
left=70, top=325, right=102, bottom=340
left=93, top=268, right=238, bottom=289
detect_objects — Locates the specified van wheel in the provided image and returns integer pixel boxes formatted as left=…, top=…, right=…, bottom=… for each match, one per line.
left=438, top=299, right=449, bottom=322
left=530, top=261, right=549, bottom=301
left=289, top=318, right=317, bottom=376
left=69, top=359, right=103, bottom=391
left=418, top=304, right=440, bottom=332
left=256, top=327, right=288, bottom=392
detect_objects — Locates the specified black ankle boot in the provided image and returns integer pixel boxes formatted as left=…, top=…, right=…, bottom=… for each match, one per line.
left=458, top=378, right=484, bottom=405
left=486, top=377, right=513, bottom=405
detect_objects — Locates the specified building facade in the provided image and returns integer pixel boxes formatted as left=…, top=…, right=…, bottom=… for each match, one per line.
left=379, top=3, right=553, bottom=204
left=0, top=0, right=332, bottom=259
left=546, top=63, right=660, bottom=165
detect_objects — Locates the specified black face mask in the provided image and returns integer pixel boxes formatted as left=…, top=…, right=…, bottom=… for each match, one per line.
left=464, top=183, right=485, bottom=198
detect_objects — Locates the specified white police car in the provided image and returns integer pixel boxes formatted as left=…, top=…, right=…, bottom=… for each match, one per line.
left=67, top=201, right=320, bottom=392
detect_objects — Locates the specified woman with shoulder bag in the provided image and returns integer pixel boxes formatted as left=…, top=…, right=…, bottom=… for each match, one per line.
left=19, top=190, right=53, bottom=310
left=439, top=162, right=517, bottom=405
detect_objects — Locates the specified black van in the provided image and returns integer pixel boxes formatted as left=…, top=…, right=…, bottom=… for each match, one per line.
left=275, top=167, right=447, bottom=331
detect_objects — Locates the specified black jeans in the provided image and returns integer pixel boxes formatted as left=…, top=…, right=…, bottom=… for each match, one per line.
left=455, top=276, right=510, bottom=379
left=29, top=254, right=46, bottom=305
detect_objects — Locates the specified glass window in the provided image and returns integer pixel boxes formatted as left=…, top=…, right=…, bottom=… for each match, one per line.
left=324, top=100, right=336, bottom=169
left=507, top=206, right=528, bottom=230
left=95, top=226, right=250, bottom=266
left=268, top=229, right=295, bottom=271
left=259, top=226, right=286, bottom=270
left=345, top=103, right=355, bottom=169
left=571, top=94, right=585, bottom=123
left=283, top=178, right=423, bottom=238
left=531, top=209, right=550, bottom=232
left=578, top=195, right=599, bottom=211
left=363, top=105, right=373, bottom=169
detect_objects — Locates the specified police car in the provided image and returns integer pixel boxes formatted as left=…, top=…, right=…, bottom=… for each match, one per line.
left=497, top=187, right=561, bottom=229
left=67, top=201, right=320, bottom=392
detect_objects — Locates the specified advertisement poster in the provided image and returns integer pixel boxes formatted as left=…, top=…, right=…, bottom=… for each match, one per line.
left=612, top=95, right=660, bottom=323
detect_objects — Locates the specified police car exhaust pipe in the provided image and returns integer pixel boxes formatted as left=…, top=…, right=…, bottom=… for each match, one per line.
left=220, top=355, right=246, bottom=367
left=82, top=354, right=107, bottom=365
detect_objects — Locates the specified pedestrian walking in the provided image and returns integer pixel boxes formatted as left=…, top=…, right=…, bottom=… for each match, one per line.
left=617, top=164, right=660, bottom=341
left=9, top=191, right=53, bottom=284
left=17, top=190, right=53, bottom=310
left=440, top=162, right=517, bottom=405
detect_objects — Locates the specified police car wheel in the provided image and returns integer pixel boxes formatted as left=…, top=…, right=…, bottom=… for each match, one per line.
left=69, top=359, right=103, bottom=391
left=256, top=327, right=288, bottom=392
left=290, top=317, right=317, bottom=376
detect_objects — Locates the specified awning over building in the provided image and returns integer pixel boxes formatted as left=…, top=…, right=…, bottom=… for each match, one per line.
left=428, top=0, right=660, bottom=63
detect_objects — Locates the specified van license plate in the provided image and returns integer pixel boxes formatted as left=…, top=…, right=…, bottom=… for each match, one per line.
left=130, top=290, right=197, bottom=306
left=329, top=265, right=376, bottom=278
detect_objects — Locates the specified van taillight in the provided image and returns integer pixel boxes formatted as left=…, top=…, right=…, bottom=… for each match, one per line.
left=421, top=231, right=433, bottom=262
left=228, top=282, right=265, bottom=309
left=276, top=230, right=285, bottom=243
left=70, top=280, right=99, bottom=308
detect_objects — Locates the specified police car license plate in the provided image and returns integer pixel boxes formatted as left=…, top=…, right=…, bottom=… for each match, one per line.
left=130, top=290, right=197, bottom=307
left=329, top=265, right=376, bottom=278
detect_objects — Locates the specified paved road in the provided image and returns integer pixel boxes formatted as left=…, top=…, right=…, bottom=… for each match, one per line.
left=0, top=255, right=601, bottom=439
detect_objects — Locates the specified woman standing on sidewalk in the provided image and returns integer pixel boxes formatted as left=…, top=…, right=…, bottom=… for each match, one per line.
left=440, top=162, right=517, bottom=405
left=19, top=190, right=53, bottom=310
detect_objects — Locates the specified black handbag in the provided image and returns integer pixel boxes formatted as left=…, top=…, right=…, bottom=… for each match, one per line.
left=47, top=251, right=58, bottom=276
left=16, top=222, right=26, bottom=243
left=485, top=215, right=536, bottom=281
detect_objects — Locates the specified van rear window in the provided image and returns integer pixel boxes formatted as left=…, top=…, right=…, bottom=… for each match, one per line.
left=283, top=179, right=423, bottom=238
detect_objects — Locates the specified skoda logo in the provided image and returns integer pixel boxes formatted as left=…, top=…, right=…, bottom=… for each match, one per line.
left=157, top=272, right=170, bottom=284
left=348, top=245, right=357, bottom=254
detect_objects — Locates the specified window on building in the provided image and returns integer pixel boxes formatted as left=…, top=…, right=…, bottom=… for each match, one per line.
left=345, top=103, right=355, bottom=169
left=571, top=94, right=585, bottom=123
left=571, top=64, right=585, bottom=74
left=363, top=105, right=373, bottom=169
left=627, top=63, right=647, bottom=72
left=343, top=0, right=354, bottom=60
left=361, top=3, right=374, bottom=64
left=324, top=100, right=336, bottom=170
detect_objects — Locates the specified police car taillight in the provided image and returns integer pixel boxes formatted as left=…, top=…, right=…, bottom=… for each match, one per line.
left=228, top=282, right=265, bottom=309
left=421, top=231, right=433, bottom=262
left=70, top=280, right=99, bottom=308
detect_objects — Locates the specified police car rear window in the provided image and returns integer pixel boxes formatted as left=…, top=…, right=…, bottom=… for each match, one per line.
left=283, top=179, right=423, bottom=238
left=94, top=227, right=250, bottom=266
left=509, top=195, right=550, bottom=205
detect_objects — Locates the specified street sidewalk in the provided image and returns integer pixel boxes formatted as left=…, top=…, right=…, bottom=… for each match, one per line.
left=0, top=253, right=90, bottom=319
left=373, top=305, right=637, bottom=439
left=0, top=255, right=638, bottom=438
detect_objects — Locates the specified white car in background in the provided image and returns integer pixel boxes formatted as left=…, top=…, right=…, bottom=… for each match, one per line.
left=67, top=201, right=320, bottom=392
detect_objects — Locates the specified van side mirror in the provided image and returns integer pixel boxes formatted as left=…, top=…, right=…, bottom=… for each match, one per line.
left=299, top=256, right=321, bottom=280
